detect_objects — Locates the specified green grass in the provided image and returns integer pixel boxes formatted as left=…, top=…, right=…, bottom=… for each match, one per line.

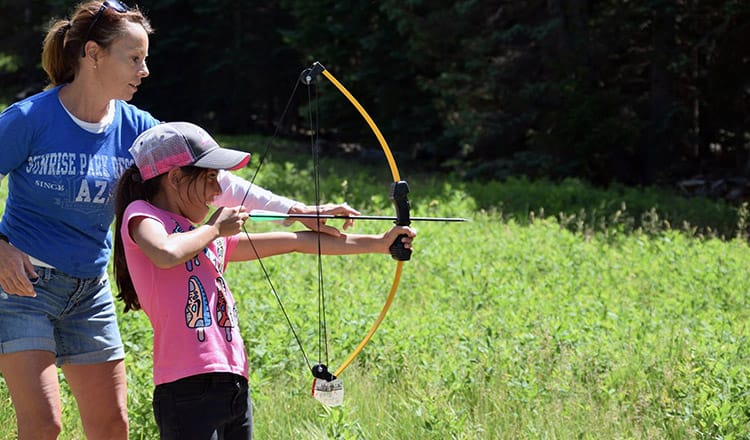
left=1, top=143, right=749, bottom=439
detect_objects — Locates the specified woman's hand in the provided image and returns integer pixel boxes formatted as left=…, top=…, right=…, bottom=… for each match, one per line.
left=0, top=240, right=38, bottom=297
left=289, top=203, right=361, bottom=236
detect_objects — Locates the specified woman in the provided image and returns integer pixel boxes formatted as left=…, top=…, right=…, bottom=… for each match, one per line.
left=0, top=2, right=356, bottom=438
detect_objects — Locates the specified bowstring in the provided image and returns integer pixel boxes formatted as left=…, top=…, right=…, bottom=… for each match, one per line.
left=239, top=67, right=331, bottom=375
left=239, top=71, right=314, bottom=371
left=307, top=80, right=330, bottom=369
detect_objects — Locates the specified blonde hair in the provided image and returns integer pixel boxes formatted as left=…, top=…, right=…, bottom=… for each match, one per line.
left=41, top=1, right=153, bottom=88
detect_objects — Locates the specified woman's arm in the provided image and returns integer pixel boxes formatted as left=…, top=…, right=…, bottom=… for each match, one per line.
left=215, top=171, right=360, bottom=236
left=214, top=171, right=297, bottom=213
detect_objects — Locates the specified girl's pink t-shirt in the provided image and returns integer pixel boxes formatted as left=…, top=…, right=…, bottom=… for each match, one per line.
left=122, top=200, right=247, bottom=385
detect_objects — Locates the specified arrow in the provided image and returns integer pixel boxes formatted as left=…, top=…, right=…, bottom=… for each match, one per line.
left=248, top=209, right=467, bottom=223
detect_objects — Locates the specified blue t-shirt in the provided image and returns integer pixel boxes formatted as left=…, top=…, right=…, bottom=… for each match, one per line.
left=0, top=86, right=159, bottom=278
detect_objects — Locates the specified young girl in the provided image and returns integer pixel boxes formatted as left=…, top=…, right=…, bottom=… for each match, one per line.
left=113, top=122, right=416, bottom=439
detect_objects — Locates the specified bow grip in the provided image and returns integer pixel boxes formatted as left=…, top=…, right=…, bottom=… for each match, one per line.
left=389, top=180, right=412, bottom=261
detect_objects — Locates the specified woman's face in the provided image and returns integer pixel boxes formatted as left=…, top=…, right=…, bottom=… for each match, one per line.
left=176, top=169, right=223, bottom=224
left=96, top=21, right=149, bottom=101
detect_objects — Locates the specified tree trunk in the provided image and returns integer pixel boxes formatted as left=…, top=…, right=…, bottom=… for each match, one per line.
left=639, top=6, right=675, bottom=184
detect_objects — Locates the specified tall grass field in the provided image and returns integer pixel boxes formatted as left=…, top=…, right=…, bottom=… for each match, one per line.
left=0, top=138, right=749, bottom=439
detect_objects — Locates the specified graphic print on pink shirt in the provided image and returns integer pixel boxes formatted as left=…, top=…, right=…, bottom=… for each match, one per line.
left=186, top=275, right=211, bottom=342
left=173, top=221, right=201, bottom=271
left=215, top=277, right=237, bottom=342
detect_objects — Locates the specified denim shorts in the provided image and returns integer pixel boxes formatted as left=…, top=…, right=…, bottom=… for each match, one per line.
left=0, top=266, right=125, bottom=366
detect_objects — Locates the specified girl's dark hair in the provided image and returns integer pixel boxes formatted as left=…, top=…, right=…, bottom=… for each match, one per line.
left=42, top=1, right=153, bottom=87
left=114, top=165, right=160, bottom=312
left=113, top=164, right=210, bottom=312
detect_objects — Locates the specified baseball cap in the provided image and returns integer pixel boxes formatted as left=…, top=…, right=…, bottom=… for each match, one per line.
left=129, top=122, right=251, bottom=180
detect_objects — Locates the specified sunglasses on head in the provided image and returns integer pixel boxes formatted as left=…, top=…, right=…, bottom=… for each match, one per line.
left=80, top=0, right=129, bottom=58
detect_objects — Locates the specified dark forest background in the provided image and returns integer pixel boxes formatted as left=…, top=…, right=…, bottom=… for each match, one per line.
left=1, top=0, right=749, bottom=198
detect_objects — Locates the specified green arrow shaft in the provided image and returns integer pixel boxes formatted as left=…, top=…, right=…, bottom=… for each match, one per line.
left=249, top=212, right=466, bottom=222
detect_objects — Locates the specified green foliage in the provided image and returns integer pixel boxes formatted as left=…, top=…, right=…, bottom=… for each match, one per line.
left=2, top=1, right=750, bottom=185
left=3, top=155, right=750, bottom=438
left=130, top=0, right=305, bottom=134
left=279, top=0, right=443, bottom=156
left=437, top=176, right=741, bottom=240
left=0, top=53, right=20, bottom=73
left=525, top=74, right=642, bottom=183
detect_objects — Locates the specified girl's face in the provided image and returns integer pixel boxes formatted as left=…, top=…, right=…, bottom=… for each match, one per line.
left=175, top=169, right=223, bottom=224
left=96, top=21, right=149, bottom=101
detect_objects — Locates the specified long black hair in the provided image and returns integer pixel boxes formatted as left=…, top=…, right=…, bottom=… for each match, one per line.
left=113, top=165, right=161, bottom=311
